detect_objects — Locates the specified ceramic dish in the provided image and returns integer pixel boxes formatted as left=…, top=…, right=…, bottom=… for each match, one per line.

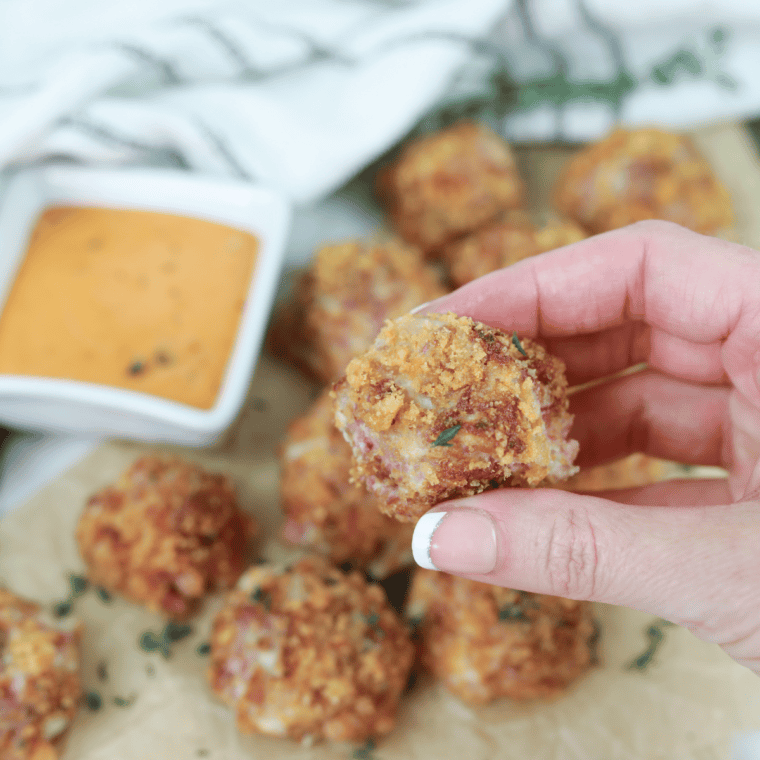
left=0, top=166, right=291, bottom=445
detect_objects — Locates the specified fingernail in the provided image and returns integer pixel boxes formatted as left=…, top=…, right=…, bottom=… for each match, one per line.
left=410, top=300, right=432, bottom=314
left=412, top=508, right=498, bottom=574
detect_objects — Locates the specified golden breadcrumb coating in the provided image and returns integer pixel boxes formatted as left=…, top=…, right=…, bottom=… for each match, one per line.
left=377, top=121, right=525, bottom=254
left=333, top=313, right=578, bottom=522
left=553, top=128, right=734, bottom=235
left=406, top=570, right=596, bottom=705
left=442, top=211, right=587, bottom=286
left=77, top=455, right=256, bottom=620
left=560, top=453, right=684, bottom=492
left=207, top=555, right=415, bottom=745
left=279, top=388, right=414, bottom=578
left=268, top=238, right=448, bottom=383
left=0, top=588, right=82, bottom=760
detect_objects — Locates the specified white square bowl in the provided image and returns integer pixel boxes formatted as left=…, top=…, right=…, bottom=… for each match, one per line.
left=0, top=166, right=291, bottom=446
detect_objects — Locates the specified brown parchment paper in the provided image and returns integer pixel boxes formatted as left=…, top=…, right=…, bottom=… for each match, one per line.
left=3, top=125, right=760, bottom=760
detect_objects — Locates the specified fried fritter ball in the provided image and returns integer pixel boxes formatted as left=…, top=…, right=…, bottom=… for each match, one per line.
left=552, top=128, right=734, bottom=235
left=560, top=453, right=683, bottom=492
left=207, top=555, right=415, bottom=745
left=77, top=455, right=256, bottom=620
left=333, top=313, right=578, bottom=522
left=279, top=388, right=414, bottom=578
left=268, top=238, right=448, bottom=383
left=377, top=122, right=525, bottom=254
left=406, top=570, right=596, bottom=705
left=0, top=588, right=82, bottom=760
left=441, top=211, right=587, bottom=286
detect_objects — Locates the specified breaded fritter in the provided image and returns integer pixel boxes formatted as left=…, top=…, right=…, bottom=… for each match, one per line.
left=268, top=238, right=447, bottom=384
left=0, top=588, right=82, bottom=760
left=553, top=128, right=734, bottom=235
left=207, top=555, right=415, bottom=745
left=407, top=570, right=596, bottom=704
left=77, top=455, right=256, bottom=620
left=333, top=313, right=578, bottom=522
left=279, top=388, right=414, bottom=578
left=377, top=122, right=524, bottom=254
left=442, top=211, right=586, bottom=286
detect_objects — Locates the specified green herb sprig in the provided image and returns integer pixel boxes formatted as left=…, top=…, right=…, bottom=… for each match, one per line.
left=511, top=331, right=528, bottom=357
left=431, top=424, right=461, bottom=447
left=627, top=618, right=674, bottom=671
left=139, top=621, right=193, bottom=659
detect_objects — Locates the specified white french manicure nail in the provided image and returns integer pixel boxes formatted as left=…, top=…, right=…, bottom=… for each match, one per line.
left=412, top=511, right=446, bottom=570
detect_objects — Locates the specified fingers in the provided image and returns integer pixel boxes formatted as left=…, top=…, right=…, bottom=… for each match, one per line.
left=411, top=487, right=760, bottom=669
left=420, top=221, right=760, bottom=399
left=570, top=369, right=731, bottom=468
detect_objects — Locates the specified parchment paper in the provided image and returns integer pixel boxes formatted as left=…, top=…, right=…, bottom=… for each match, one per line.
left=3, top=124, right=760, bottom=760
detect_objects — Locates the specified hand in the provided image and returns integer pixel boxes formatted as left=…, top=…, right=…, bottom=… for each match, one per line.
left=410, top=220, right=760, bottom=674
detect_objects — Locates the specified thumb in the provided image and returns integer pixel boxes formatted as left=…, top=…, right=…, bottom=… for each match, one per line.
left=411, top=483, right=760, bottom=665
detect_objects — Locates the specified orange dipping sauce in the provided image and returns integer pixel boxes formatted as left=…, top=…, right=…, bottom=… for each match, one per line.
left=0, top=207, right=259, bottom=409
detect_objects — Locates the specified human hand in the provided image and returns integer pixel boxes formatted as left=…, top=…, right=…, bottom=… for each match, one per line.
left=410, top=220, right=760, bottom=674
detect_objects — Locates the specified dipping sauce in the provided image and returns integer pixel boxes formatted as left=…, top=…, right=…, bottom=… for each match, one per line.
left=0, top=207, right=259, bottom=409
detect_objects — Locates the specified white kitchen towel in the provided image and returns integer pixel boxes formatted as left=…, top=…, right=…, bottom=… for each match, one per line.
left=0, top=0, right=510, bottom=206
left=2, top=1, right=760, bottom=209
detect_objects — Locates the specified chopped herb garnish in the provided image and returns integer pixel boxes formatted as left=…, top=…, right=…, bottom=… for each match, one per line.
left=127, top=360, right=145, bottom=376
left=196, top=642, right=211, bottom=656
left=96, top=661, right=108, bottom=682
left=511, top=331, right=527, bottom=357
left=251, top=588, right=272, bottom=610
left=353, top=738, right=377, bottom=760
left=84, top=691, right=102, bottom=711
left=627, top=618, right=674, bottom=671
left=365, top=612, right=380, bottom=627
left=113, top=694, right=136, bottom=708
left=69, top=574, right=89, bottom=597
left=498, top=603, right=528, bottom=622
left=476, top=329, right=495, bottom=343
left=53, top=601, right=72, bottom=618
left=138, top=631, right=162, bottom=653
left=95, top=587, right=113, bottom=603
left=164, top=621, right=193, bottom=643
left=431, top=424, right=461, bottom=447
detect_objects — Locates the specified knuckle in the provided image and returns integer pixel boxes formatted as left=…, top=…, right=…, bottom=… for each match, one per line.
left=543, top=505, right=600, bottom=599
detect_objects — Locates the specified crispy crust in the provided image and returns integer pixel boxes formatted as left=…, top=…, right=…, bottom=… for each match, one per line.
left=442, top=211, right=587, bottom=286
left=0, top=589, right=82, bottom=760
left=377, top=122, right=525, bottom=254
left=333, top=313, right=578, bottom=522
left=407, top=570, right=596, bottom=704
left=279, top=388, right=414, bottom=578
left=76, top=455, right=256, bottom=620
left=267, top=238, right=448, bottom=383
left=552, top=128, right=734, bottom=235
left=207, top=556, right=415, bottom=744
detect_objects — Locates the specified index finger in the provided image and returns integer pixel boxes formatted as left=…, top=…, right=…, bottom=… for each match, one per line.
left=423, top=221, right=760, bottom=399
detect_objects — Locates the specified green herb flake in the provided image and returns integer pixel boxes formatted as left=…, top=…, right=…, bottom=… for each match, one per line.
left=163, top=621, right=193, bottom=643
left=511, top=331, right=528, bottom=357
left=84, top=690, right=102, bottom=711
left=113, top=694, right=136, bottom=708
left=498, top=603, right=528, bottom=622
left=96, top=661, right=108, bottom=682
left=196, top=642, right=211, bottom=656
left=353, top=738, right=377, bottom=760
left=626, top=618, right=674, bottom=672
left=251, top=587, right=273, bottom=611
left=52, top=601, right=73, bottom=618
left=138, top=631, right=161, bottom=653
left=95, top=587, right=113, bottom=604
left=69, top=574, right=89, bottom=597
left=431, top=424, right=461, bottom=447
